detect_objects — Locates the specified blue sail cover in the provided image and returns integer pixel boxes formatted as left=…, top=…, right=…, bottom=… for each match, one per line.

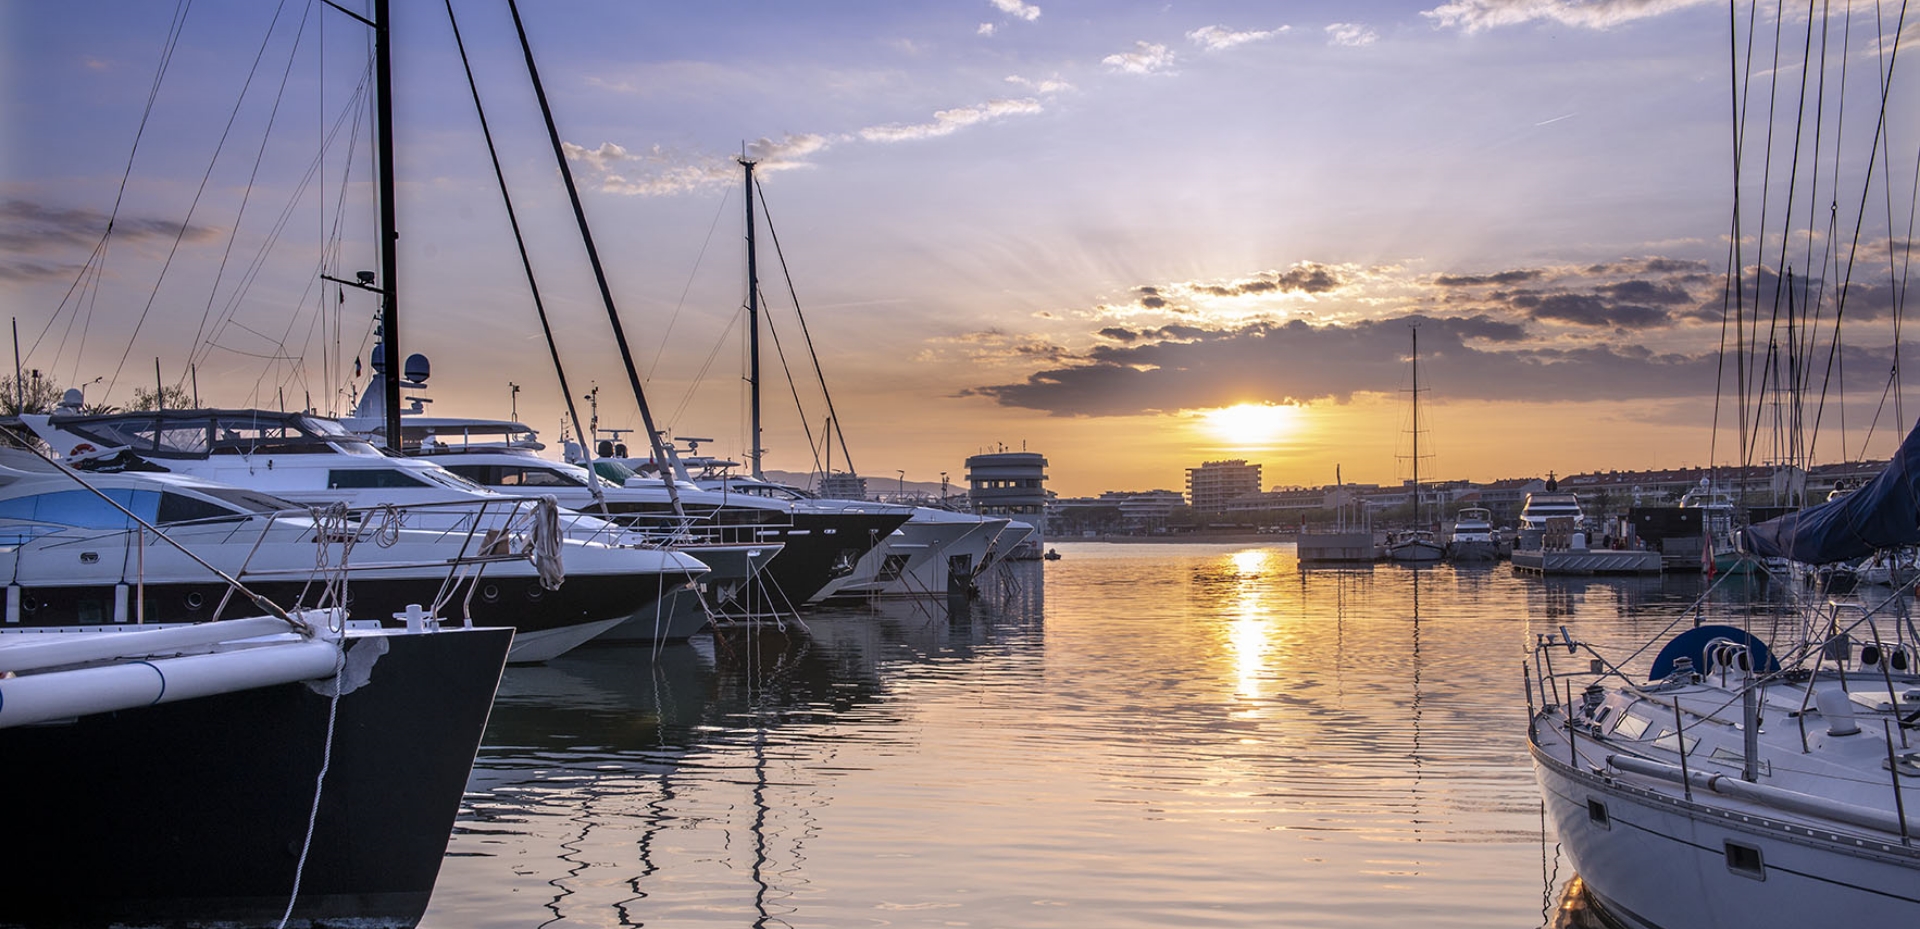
left=1742, top=418, right=1920, bottom=564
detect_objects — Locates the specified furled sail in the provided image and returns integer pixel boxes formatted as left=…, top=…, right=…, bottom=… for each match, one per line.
left=1742, top=418, right=1920, bottom=564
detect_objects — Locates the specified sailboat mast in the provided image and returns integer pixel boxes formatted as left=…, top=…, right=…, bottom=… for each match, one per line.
left=373, top=0, right=401, bottom=451
left=1410, top=324, right=1420, bottom=522
left=743, top=159, right=763, bottom=479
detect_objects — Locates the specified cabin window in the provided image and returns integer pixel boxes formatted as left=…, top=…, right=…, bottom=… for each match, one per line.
left=1724, top=842, right=1765, bottom=879
left=442, top=465, right=496, bottom=484
left=1611, top=713, right=1651, bottom=740
left=0, top=488, right=158, bottom=529
left=1652, top=729, right=1698, bottom=756
left=156, top=492, right=244, bottom=524
left=500, top=467, right=583, bottom=488
left=328, top=469, right=428, bottom=490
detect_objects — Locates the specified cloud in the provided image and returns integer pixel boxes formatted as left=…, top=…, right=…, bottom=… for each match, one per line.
left=564, top=134, right=831, bottom=195
left=0, top=199, right=218, bottom=255
left=1508, top=291, right=1670, bottom=328
left=1187, top=25, right=1290, bottom=51
left=1325, top=23, right=1380, bottom=47
left=1423, top=0, right=1716, bottom=33
left=1005, top=74, right=1074, bottom=94
left=962, top=313, right=1717, bottom=416
left=859, top=98, right=1044, bottom=143
left=990, top=0, right=1041, bottom=22
left=1103, top=41, right=1177, bottom=75
left=1434, top=269, right=1545, bottom=286
left=979, top=23, right=996, bottom=36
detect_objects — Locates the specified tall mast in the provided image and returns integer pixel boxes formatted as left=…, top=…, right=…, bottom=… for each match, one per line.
left=743, top=158, right=763, bottom=479
left=373, top=0, right=401, bottom=451
left=1410, top=324, right=1421, bottom=522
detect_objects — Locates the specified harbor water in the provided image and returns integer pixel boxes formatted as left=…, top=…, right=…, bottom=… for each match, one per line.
left=424, top=541, right=1736, bottom=928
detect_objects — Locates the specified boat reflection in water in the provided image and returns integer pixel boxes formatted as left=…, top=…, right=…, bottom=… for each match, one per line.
left=426, top=546, right=1702, bottom=929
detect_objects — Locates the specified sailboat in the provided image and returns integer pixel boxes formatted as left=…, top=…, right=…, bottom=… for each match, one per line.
left=1529, top=8, right=1920, bottom=926
left=1387, top=325, right=1443, bottom=563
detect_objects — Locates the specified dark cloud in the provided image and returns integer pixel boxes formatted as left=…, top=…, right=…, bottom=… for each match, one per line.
left=1433, top=269, right=1544, bottom=287
left=1510, top=292, right=1670, bottom=328
left=0, top=258, right=74, bottom=283
left=963, top=314, right=1722, bottom=417
left=0, top=198, right=217, bottom=255
left=1599, top=279, right=1693, bottom=305
left=1098, top=327, right=1139, bottom=342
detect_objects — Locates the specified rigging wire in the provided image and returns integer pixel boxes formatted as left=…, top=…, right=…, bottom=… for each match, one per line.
left=754, top=175, right=858, bottom=478
left=443, top=0, right=603, bottom=506
left=28, top=0, right=193, bottom=386
left=104, top=0, right=297, bottom=402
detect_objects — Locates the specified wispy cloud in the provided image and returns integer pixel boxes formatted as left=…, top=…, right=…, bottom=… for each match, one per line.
left=1103, top=41, right=1176, bottom=75
left=1325, top=23, right=1380, bottom=47
left=1005, top=74, right=1074, bottom=94
left=978, top=22, right=996, bottom=36
left=990, top=0, right=1041, bottom=22
left=859, top=98, right=1044, bottom=143
left=1187, top=25, right=1290, bottom=51
left=1423, top=0, right=1716, bottom=33
left=564, top=134, right=830, bottom=195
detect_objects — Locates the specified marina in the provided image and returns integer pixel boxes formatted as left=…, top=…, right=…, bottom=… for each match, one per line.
left=417, top=543, right=1705, bottom=928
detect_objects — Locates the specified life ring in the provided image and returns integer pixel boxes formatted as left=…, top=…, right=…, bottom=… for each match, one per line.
left=69, top=443, right=97, bottom=457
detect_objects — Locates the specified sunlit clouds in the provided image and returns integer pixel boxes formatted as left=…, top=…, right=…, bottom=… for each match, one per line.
left=1102, top=41, right=1177, bottom=75
left=1325, top=23, right=1381, bottom=47
left=1423, top=0, right=1719, bottom=33
left=1187, top=25, right=1291, bottom=52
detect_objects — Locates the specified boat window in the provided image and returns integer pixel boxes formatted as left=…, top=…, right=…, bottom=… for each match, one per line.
left=1724, top=842, right=1764, bottom=879
left=417, top=467, right=487, bottom=492
left=0, top=487, right=158, bottom=529
left=500, top=466, right=586, bottom=488
left=1611, top=713, right=1651, bottom=740
left=441, top=464, right=497, bottom=484
left=192, top=486, right=301, bottom=514
left=1586, top=799, right=1610, bottom=829
left=156, top=491, right=248, bottom=524
left=1651, top=729, right=1698, bottom=755
left=328, top=468, right=429, bottom=489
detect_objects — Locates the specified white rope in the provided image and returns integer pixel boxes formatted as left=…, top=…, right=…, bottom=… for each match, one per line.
left=277, top=639, right=346, bottom=929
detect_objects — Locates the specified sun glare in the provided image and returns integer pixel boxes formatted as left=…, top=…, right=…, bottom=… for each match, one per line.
left=1200, top=403, right=1300, bottom=447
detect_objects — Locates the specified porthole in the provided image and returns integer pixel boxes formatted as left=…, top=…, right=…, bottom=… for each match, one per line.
left=184, top=591, right=205, bottom=610
left=480, top=583, right=501, bottom=603
left=525, top=583, right=543, bottom=602
left=1725, top=842, right=1765, bottom=879
left=20, top=594, right=38, bottom=613
left=1587, top=799, right=1610, bottom=829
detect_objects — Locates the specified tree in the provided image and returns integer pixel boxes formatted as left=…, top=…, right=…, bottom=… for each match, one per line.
left=128, top=384, right=194, bottom=411
left=0, top=370, right=64, bottom=416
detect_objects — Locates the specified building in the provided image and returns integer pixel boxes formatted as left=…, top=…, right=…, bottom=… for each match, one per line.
left=1186, top=460, right=1262, bottom=516
left=967, top=450, right=1048, bottom=556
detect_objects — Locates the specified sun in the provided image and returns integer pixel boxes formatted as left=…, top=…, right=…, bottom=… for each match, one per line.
left=1199, top=403, right=1301, bottom=447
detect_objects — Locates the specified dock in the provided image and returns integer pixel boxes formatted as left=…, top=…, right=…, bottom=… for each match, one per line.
left=1510, top=547, right=1661, bottom=575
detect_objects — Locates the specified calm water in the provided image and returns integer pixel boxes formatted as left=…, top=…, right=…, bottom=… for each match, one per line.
left=423, top=542, right=1738, bottom=928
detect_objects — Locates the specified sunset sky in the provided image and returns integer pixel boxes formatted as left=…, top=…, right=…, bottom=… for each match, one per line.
left=3, top=1, right=1915, bottom=497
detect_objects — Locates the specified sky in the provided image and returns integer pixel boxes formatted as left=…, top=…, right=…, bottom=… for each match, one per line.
left=2, top=0, right=1916, bottom=498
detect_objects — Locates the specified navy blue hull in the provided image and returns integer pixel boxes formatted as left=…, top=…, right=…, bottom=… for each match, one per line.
left=0, top=625, right=513, bottom=928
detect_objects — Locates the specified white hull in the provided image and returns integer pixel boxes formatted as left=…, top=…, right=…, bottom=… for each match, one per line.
left=1535, top=746, right=1920, bottom=928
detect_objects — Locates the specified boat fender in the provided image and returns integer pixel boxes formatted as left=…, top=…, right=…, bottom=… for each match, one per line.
left=305, top=635, right=388, bottom=698
left=1814, top=688, right=1860, bottom=736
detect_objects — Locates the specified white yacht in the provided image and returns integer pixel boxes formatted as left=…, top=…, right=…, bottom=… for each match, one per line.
left=1518, top=488, right=1584, bottom=531
left=1444, top=506, right=1500, bottom=562
left=16, top=407, right=710, bottom=659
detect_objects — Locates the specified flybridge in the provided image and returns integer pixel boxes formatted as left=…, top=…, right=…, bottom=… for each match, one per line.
left=32, top=408, right=378, bottom=460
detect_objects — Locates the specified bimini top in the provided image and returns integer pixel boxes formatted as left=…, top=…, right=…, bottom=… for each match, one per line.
left=36, top=409, right=378, bottom=460
left=1744, top=417, right=1920, bottom=565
